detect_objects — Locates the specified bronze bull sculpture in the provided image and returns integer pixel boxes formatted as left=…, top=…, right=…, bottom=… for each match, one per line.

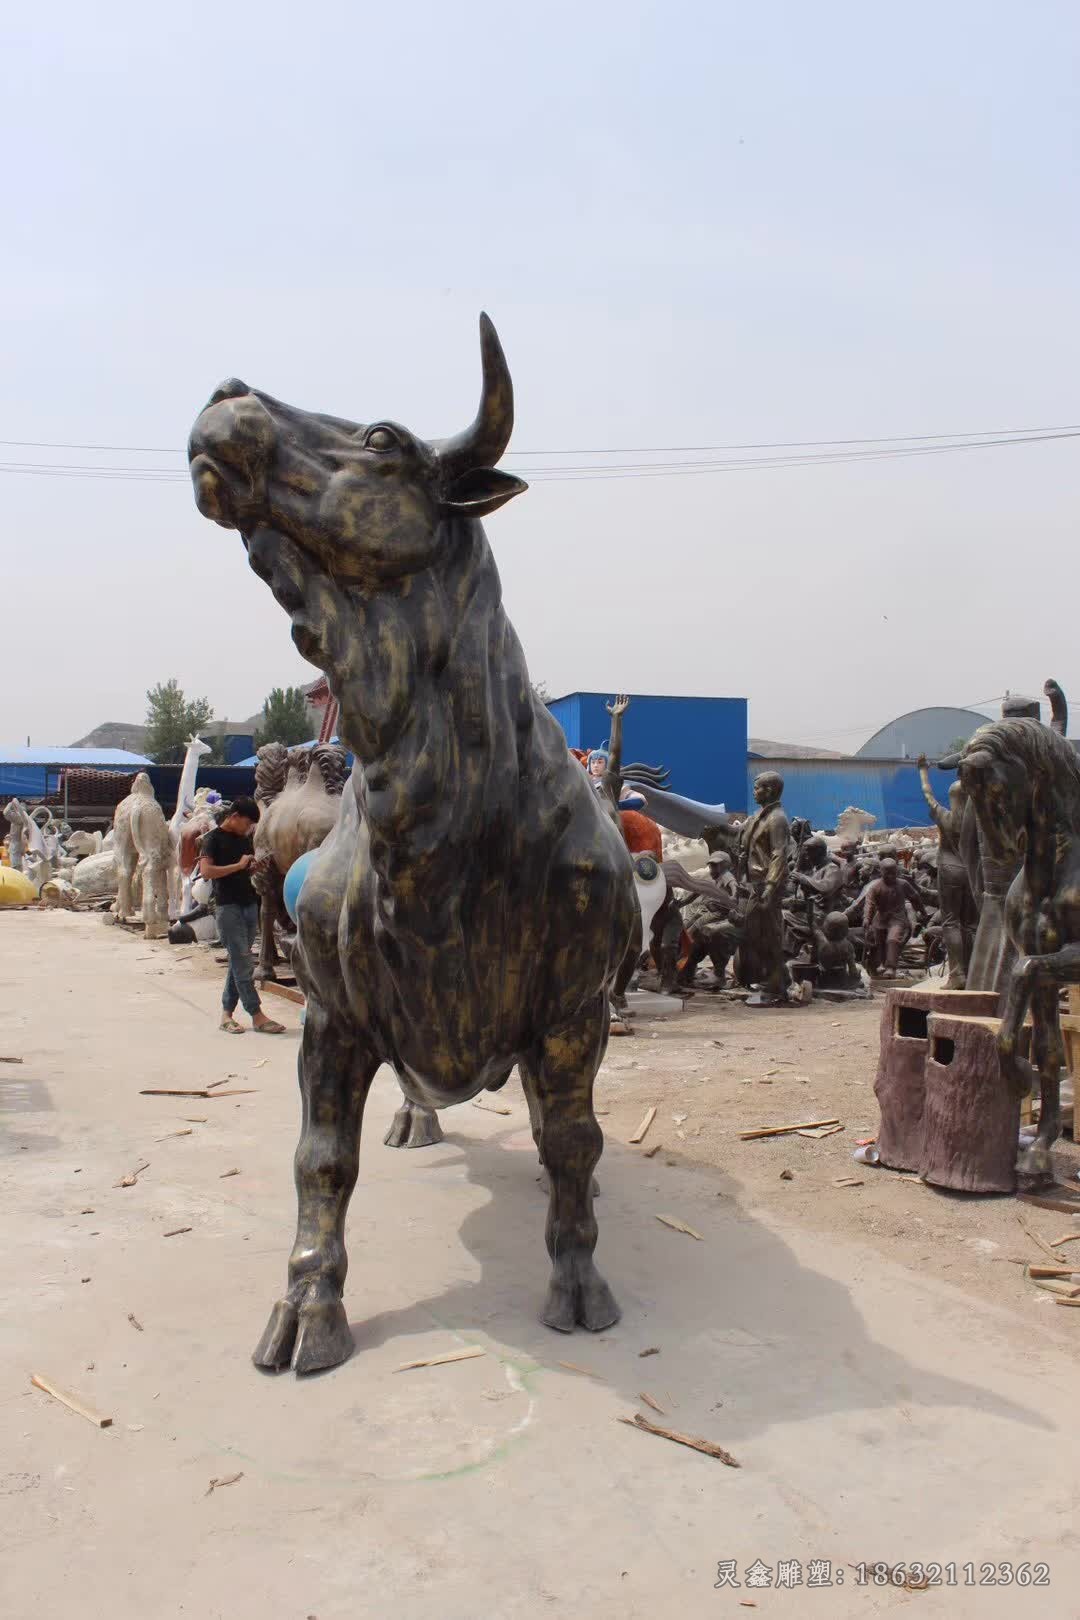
left=189, top=315, right=636, bottom=1373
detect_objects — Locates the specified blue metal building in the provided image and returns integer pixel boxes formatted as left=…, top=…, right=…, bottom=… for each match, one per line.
left=547, top=692, right=748, bottom=811
left=746, top=757, right=957, bottom=831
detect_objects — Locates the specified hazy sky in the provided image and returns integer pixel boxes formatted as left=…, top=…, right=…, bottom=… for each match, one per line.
left=3, top=3, right=1078, bottom=752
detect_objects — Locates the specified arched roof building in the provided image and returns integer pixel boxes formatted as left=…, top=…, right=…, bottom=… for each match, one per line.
left=856, top=706, right=991, bottom=760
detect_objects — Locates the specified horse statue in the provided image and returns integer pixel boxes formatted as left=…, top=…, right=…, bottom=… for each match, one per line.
left=959, top=717, right=1080, bottom=1187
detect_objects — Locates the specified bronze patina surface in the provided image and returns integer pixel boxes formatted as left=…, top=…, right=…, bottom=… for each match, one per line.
left=189, top=316, right=636, bottom=1373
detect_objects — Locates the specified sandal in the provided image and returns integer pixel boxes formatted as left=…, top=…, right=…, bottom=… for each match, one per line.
left=219, top=1016, right=246, bottom=1034
left=253, top=1018, right=286, bottom=1035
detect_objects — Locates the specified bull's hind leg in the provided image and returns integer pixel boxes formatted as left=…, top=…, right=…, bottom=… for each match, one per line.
left=526, top=996, right=620, bottom=1334
left=253, top=998, right=377, bottom=1374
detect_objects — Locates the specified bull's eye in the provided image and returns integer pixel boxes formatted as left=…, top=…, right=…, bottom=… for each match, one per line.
left=365, top=426, right=399, bottom=452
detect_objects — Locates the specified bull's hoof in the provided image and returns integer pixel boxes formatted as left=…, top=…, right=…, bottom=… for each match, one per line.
left=253, top=1298, right=298, bottom=1370
left=253, top=1293, right=354, bottom=1374
left=384, top=1102, right=444, bottom=1149
left=541, top=1254, right=621, bottom=1334
left=292, top=1297, right=353, bottom=1374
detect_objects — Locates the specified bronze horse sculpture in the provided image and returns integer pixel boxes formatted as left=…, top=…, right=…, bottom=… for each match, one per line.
left=189, top=316, right=637, bottom=1373
left=959, top=717, right=1080, bottom=1186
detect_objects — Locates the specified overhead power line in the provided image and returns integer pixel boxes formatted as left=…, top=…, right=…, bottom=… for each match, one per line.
left=0, top=424, right=1077, bottom=485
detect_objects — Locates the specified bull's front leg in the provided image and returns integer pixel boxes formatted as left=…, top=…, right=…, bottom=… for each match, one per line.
left=254, top=997, right=378, bottom=1374
left=525, top=996, right=620, bottom=1334
left=1016, top=982, right=1066, bottom=1187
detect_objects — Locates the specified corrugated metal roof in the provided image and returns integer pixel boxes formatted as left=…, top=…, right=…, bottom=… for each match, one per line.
left=0, top=747, right=151, bottom=767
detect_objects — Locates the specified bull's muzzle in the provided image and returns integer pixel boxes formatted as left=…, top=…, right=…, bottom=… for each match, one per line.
left=188, top=385, right=274, bottom=530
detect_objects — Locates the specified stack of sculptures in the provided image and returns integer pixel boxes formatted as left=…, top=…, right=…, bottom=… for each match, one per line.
left=189, top=314, right=637, bottom=1372
left=251, top=740, right=349, bottom=980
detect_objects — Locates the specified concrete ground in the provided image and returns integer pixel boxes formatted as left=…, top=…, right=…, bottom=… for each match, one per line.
left=2, top=910, right=1078, bottom=1619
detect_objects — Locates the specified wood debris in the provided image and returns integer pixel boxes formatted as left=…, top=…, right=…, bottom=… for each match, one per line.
left=642, top=1142, right=662, bottom=1159
left=471, top=1097, right=511, bottom=1116
left=629, top=1106, right=657, bottom=1144
left=205, top=1471, right=244, bottom=1496
left=155, top=1128, right=193, bottom=1141
left=0, top=1055, right=24, bottom=1064
left=798, top=1123, right=844, bottom=1139
left=115, top=1161, right=150, bottom=1188
left=163, top=1227, right=192, bottom=1238
left=206, top=1078, right=230, bottom=1090
left=1050, top=1233, right=1080, bottom=1248
left=219, top=1168, right=240, bottom=1179
left=262, top=981, right=304, bottom=1005
left=557, top=1359, right=602, bottom=1379
left=183, top=1117, right=208, bottom=1123
left=140, top=1088, right=257, bottom=1099
left=30, top=1374, right=112, bottom=1429
left=639, top=1391, right=665, bottom=1414
left=127, top=1313, right=144, bottom=1331
left=252, top=1058, right=269, bottom=1069
left=740, top=1118, right=839, bottom=1140
left=1054, top=1296, right=1080, bottom=1308
left=655, top=1213, right=704, bottom=1241
left=617, top=1411, right=739, bottom=1467
left=80, top=1207, right=95, bottom=1214
left=638, top=1347, right=660, bottom=1357
left=1028, top=1265, right=1080, bottom=1279
left=394, top=1346, right=486, bottom=1372
left=833, top=1177, right=864, bottom=1188
left=1017, top=1213, right=1060, bottom=1261
left=779, top=1169, right=794, bottom=1180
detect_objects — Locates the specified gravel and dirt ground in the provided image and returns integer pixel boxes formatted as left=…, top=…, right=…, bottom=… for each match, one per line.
left=3, top=909, right=1079, bottom=1619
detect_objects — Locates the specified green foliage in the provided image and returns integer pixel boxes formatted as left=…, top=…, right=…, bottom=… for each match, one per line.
left=144, top=680, right=214, bottom=765
left=255, top=686, right=313, bottom=748
left=531, top=679, right=552, bottom=704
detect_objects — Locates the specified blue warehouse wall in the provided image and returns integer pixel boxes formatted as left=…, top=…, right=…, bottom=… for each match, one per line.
left=548, top=692, right=748, bottom=812
left=747, top=758, right=957, bottom=831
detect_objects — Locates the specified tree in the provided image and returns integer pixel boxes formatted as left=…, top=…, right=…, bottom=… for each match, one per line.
left=255, top=686, right=313, bottom=748
left=532, top=679, right=552, bottom=704
left=144, top=680, right=214, bottom=764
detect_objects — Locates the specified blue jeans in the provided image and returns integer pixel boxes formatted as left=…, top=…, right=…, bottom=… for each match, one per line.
left=217, top=902, right=261, bottom=1017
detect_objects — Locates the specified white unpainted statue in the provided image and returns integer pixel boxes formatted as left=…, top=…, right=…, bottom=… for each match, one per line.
left=66, top=829, right=103, bottom=858
left=113, top=773, right=174, bottom=938
left=71, top=848, right=119, bottom=900
left=168, top=736, right=212, bottom=910
left=3, top=798, right=31, bottom=871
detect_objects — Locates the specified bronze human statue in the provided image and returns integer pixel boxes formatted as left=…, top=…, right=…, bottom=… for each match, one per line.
left=960, top=717, right=1080, bottom=1187
left=917, top=755, right=976, bottom=988
left=188, top=316, right=637, bottom=1373
left=860, top=857, right=927, bottom=977
left=721, top=771, right=791, bottom=1006
left=791, top=834, right=844, bottom=911
left=808, top=908, right=861, bottom=989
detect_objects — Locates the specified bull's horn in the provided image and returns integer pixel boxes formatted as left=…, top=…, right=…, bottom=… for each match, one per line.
left=435, top=313, right=514, bottom=480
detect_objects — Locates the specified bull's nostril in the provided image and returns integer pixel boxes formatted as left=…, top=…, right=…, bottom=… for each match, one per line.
left=208, top=377, right=250, bottom=407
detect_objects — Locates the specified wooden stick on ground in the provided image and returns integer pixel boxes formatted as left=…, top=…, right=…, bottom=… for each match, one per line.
left=617, top=1412, right=739, bottom=1467
left=471, top=1098, right=511, bottom=1116
left=639, top=1392, right=666, bottom=1414
left=30, top=1373, right=112, bottom=1428
left=0, top=1055, right=24, bottom=1064
left=630, top=1106, right=657, bottom=1145
left=740, top=1118, right=839, bottom=1141
left=139, top=1088, right=257, bottom=1099
left=394, top=1346, right=485, bottom=1372
left=1017, top=1213, right=1060, bottom=1261
left=1050, top=1233, right=1080, bottom=1249
left=655, top=1213, right=704, bottom=1240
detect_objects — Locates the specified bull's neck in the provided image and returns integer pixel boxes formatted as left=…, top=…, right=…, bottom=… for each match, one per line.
left=330, top=517, right=532, bottom=855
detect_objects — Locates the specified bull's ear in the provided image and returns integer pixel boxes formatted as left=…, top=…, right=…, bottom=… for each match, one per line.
left=442, top=467, right=528, bottom=516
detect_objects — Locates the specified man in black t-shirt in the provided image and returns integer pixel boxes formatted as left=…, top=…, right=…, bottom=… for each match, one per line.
left=199, top=797, right=284, bottom=1035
